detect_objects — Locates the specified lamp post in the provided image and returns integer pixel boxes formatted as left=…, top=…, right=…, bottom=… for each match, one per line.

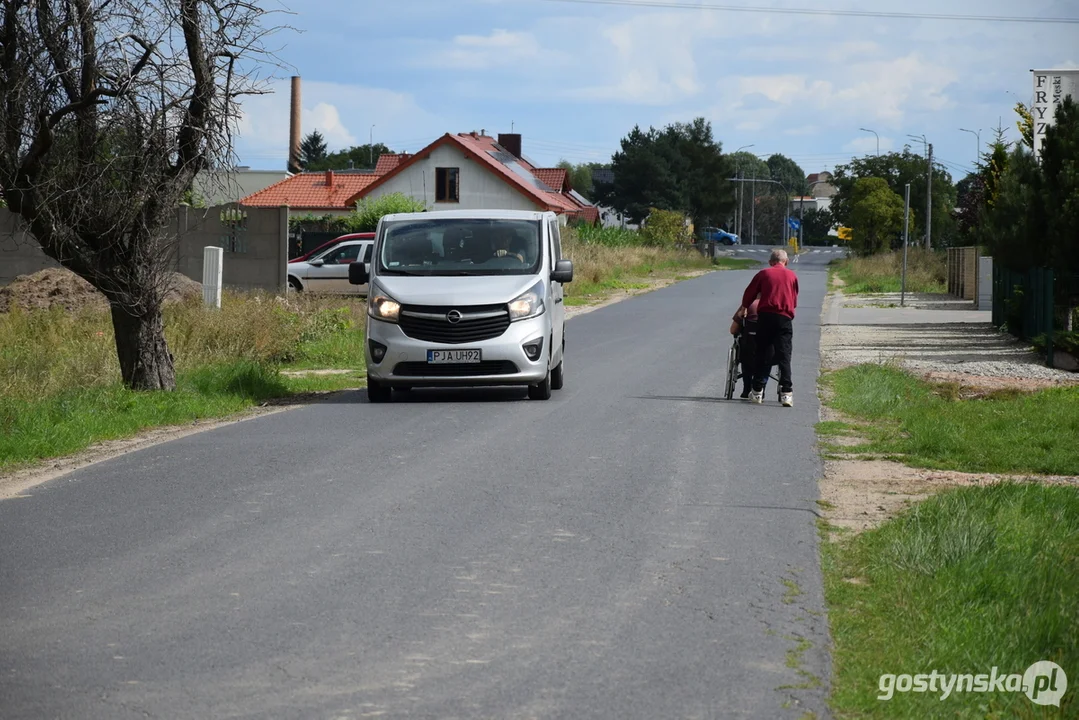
left=733, top=144, right=754, bottom=239
left=859, top=127, right=879, bottom=156
left=959, top=128, right=982, bottom=166
left=908, top=134, right=931, bottom=248
left=369, top=124, right=376, bottom=167
left=729, top=177, right=791, bottom=245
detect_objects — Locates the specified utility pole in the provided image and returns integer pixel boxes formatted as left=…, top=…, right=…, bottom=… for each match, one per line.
left=750, top=179, right=756, bottom=245
left=798, top=194, right=804, bottom=249
left=925, top=143, right=933, bottom=250
left=902, top=183, right=910, bottom=306
left=736, top=171, right=743, bottom=238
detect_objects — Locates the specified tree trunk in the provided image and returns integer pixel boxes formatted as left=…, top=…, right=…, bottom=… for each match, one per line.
left=110, top=304, right=176, bottom=391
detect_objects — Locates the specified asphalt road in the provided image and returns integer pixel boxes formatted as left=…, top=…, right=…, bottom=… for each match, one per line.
left=1, top=250, right=838, bottom=719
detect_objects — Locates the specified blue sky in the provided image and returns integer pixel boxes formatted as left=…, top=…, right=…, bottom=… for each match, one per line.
left=234, top=0, right=1079, bottom=185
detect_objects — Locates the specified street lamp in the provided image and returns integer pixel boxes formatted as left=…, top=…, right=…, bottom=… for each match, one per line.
left=729, top=176, right=792, bottom=246
left=859, top=128, right=879, bottom=156
left=369, top=124, right=376, bottom=167
left=733, top=144, right=755, bottom=238
left=959, top=128, right=981, bottom=166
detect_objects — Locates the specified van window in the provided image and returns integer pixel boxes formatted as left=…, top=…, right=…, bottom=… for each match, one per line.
left=378, top=218, right=541, bottom=276
left=548, top=219, right=562, bottom=261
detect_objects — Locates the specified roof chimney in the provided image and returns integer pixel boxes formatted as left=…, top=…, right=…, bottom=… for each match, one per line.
left=498, top=133, right=522, bottom=159
left=288, top=76, right=302, bottom=174
left=325, top=169, right=334, bottom=188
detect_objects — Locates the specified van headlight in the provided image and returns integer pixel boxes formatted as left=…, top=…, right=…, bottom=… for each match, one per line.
left=508, top=281, right=546, bottom=321
left=368, top=286, right=401, bottom=323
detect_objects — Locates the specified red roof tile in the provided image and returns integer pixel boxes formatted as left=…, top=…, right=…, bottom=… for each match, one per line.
left=374, top=153, right=410, bottom=175
left=532, top=168, right=568, bottom=192
left=241, top=170, right=378, bottom=210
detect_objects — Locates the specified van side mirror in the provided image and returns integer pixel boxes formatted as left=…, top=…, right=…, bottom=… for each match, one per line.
left=551, top=259, right=573, bottom=284
left=349, top=261, right=369, bottom=285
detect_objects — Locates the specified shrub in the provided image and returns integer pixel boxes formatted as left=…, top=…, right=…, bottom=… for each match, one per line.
left=640, top=208, right=692, bottom=246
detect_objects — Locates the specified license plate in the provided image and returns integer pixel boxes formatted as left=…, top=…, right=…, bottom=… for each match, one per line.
left=427, top=348, right=482, bottom=363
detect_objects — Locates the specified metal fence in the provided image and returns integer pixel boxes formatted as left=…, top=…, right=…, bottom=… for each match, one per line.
left=992, top=265, right=1055, bottom=366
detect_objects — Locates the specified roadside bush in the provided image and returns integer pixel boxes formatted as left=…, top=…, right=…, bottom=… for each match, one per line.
left=288, top=192, right=428, bottom=236
left=835, top=249, right=945, bottom=294
left=574, top=223, right=644, bottom=247
left=640, top=208, right=693, bottom=247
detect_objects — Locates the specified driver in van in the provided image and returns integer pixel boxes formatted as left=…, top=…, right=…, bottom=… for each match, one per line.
left=490, top=229, right=525, bottom=263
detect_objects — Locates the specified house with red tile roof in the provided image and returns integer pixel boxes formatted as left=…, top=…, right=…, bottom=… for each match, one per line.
left=346, top=132, right=599, bottom=225
left=241, top=169, right=380, bottom=215
left=240, top=132, right=601, bottom=224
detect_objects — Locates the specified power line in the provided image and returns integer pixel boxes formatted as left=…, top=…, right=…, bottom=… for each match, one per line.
left=538, top=0, right=1079, bottom=24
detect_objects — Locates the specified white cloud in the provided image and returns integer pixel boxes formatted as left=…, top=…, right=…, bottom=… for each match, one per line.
left=234, top=80, right=441, bottom=167
left=437, top=29, right=541, bottom=69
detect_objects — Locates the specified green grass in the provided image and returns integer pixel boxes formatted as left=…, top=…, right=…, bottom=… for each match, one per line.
left=833, top=249, right=946, bottom=295
left=0, top=293, right=368, bottom=470
left=824, top=483, right=1079, bottom=719
left=824, top=364, right=1079, bottom=475
left=0, top=361, right=351, bottom=469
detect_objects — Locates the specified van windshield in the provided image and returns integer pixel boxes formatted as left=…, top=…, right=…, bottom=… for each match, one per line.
left=377, top=219, right=542, bottom=276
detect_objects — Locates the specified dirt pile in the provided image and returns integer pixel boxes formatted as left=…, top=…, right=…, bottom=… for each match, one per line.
left=0, top=268, right=202, bottom=313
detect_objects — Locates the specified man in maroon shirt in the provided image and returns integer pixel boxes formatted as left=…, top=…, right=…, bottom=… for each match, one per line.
left=738, top=248, right=799, bottom=407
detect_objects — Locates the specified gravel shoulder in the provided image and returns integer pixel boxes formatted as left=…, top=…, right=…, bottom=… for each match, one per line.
left=818, top=288, right=1079, bottom=533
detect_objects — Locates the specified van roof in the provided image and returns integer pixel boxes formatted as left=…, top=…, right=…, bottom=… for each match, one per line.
left=380, top=209, right=553, bottom=223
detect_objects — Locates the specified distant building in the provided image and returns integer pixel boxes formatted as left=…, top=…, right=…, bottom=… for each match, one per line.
left=191, top=168, right=291, bottom=206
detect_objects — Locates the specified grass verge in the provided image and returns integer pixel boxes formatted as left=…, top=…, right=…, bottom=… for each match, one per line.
left=561, top=226, right=758, bottom=307
left=823, top=483, right=1079, bottom=719
left=0, top=293, right=367, bottom=471
left=832, top=249, right=946, bottom=294
left=823, top=364, right=1079, bottom=475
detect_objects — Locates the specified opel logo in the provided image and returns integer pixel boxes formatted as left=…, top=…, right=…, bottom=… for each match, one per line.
left=446, top=309, right=463, bottom=324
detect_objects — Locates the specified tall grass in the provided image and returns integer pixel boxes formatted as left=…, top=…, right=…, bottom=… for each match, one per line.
left=834, top=249, right=946, bottom=294
left=0, top=292, right=367, bottom=402
left=560, top=225, right=715, bottom=297
left=824, top=483, right=1079, bottom=718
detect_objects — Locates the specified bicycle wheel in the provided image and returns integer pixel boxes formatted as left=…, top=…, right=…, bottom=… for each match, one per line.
left=725, top=340, right=739, bottom=400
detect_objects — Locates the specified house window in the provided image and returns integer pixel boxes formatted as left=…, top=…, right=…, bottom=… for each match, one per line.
left=436, top=167, right=459, bottom=202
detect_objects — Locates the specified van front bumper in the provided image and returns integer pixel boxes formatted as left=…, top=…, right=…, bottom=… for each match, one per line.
left=365, top=315, right=551, bottom=386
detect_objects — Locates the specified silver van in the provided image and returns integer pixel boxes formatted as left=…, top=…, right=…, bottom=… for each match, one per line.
left=349, top=209, right=574, bottom=402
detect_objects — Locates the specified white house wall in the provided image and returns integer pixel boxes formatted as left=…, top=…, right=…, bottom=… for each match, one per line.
left=365, top=144, right=544, bottom=213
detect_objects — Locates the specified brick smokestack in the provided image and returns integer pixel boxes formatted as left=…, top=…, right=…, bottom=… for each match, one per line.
left=288, top=76, right=302, bottom=174
left=498, top=133, right=522, bottom=159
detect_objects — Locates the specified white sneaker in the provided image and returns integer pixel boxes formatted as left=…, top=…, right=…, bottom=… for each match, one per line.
left=749, top=390, right=764, bottom=404
left=780, top=392, right=793, bottom=407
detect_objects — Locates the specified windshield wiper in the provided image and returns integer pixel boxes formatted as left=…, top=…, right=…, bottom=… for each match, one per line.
left=378, top=268, right=424, bottom=276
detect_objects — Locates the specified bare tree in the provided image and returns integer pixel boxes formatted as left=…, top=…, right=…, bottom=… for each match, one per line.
left=0, top=0, right=281, bottom=389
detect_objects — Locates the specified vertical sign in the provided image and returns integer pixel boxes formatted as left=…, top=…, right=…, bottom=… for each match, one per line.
left=1032, top=69, right=1079, bottom=157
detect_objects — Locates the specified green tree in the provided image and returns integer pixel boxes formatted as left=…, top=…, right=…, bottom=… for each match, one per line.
left=849, top=178, right=906, bottom=256
left=800, top=207, right=834, bottom=245
left=1037, top=97, right=1079, bottom=287
left=1015, top=102, right=1035, bottom=150
left=594, top=118, right=734, bottom=227
left=766, top=153, right=808, bottom=195
left=556, top=160, right=606, bottom=197
left=305, top=143, right=393, bottom=171
left=832, top=149, right=956, bottom=248
left=300, top=130, right=328, bottom=168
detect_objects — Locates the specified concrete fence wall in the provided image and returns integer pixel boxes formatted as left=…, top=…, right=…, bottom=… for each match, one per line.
left=947, top=246, right=980, bottom=301
left=0, top=205, right=289, bottom=293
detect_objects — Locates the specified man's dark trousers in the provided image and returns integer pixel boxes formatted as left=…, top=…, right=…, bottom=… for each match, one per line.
left=753, top=312, right=793, bottom=393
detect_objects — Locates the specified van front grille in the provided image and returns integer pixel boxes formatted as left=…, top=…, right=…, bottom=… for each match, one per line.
left=398, top=304, right=510, bottom=344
